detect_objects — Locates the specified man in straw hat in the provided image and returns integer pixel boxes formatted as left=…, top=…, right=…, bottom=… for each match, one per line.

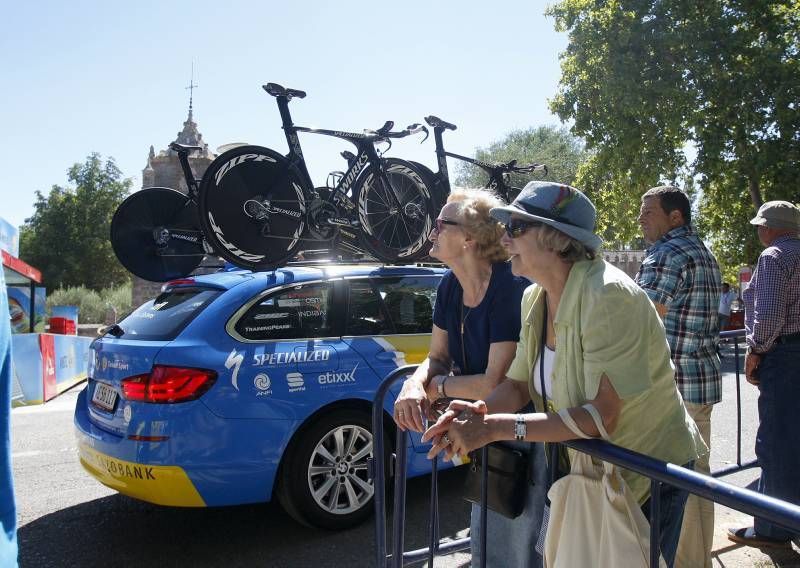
left=729, top=200, right=800, bottom=548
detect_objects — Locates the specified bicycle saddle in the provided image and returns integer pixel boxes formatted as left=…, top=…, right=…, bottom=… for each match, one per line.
left=424, top=115, right=457, bottom=131
left=263, top=83, right=307, bottom=100
left=169, top=142, right=203, bottom=153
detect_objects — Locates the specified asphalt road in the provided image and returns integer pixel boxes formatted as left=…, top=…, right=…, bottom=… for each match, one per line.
left=10, top=343, right=767, bottom=567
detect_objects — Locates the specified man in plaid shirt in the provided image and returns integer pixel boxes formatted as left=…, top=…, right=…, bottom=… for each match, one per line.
left=635, top=185, right=721, bottom=568
left=729, top=201, right=800, bottom=548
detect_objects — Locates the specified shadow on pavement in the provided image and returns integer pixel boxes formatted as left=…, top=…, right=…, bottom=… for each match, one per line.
left=18, top=466, right=471, bottom=568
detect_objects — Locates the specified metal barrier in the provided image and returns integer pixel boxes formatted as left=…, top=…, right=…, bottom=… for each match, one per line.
left=713, top=329, right=758, bottom=477
left=372, top=342, right=800, bottom=567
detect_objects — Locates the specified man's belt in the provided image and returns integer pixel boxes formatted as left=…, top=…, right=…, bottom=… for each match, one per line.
left=775, top=332, right=800, bottom=345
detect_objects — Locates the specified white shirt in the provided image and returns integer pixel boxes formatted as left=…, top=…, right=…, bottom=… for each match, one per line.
left=719, top=290, right=737, bottom=316
left=532, top=346, right=555, bottom=399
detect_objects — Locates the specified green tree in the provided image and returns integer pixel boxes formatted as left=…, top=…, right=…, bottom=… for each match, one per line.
left=546, top=0, right=800, bottom=264
left=20, top=154, right=132, bottom=290
left=454, top=125, right=589, bottom=196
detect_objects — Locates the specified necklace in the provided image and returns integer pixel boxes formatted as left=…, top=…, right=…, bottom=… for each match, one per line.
left=461, top=304, right=472, bottom=335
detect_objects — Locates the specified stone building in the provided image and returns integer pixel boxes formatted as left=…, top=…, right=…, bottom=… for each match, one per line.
left=602, top=249, right=647, bottom=279
left=130, top=109, right=217, bottom=309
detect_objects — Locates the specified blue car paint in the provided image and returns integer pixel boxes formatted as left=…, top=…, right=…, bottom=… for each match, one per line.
left=74, top=264, right=449, bottom=509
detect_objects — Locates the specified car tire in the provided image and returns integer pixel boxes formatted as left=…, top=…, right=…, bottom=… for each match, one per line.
left=277, top=409, right=389, bottom=530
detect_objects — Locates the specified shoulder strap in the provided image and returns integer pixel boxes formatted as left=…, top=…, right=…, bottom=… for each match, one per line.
left=555, top=403, right=610, bottom=441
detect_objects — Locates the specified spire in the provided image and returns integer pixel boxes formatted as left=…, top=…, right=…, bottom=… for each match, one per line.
left=185, top=63, right=198, bottom=123
left=171, top=63, right=210, bottom=157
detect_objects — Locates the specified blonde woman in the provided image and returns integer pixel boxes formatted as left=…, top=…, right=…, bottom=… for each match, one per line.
left=393, top=187, right=538, bottom=567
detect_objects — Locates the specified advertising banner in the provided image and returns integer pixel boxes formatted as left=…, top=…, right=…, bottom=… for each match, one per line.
left=7, top=286, right=46, bottom=334
left=39, top=334, right=57, bottom=401
left=0, top=217, right=19, bottom=257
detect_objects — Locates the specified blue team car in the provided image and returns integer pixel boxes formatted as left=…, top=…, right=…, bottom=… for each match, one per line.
left=74, top=262, right=450, bottom=529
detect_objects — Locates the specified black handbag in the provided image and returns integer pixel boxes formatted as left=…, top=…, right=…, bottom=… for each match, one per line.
left=458, top=301, right=531, bottom=519
left=463, top=443, right=528, bottom=518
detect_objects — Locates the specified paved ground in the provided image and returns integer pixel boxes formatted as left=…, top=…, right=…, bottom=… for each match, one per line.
left=11, top=342, right=800, bottom=566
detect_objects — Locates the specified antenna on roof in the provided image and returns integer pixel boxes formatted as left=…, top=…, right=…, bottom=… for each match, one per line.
left=185, top=62, right=199, bottom=121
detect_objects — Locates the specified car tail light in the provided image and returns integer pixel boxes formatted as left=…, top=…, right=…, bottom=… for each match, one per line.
left=122, top=365, right=217, bottom=403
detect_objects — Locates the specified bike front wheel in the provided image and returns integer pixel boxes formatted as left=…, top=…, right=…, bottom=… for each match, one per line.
left=198, top=145, right=308, bottom=271
left=355, top=159, right=434, bottom=263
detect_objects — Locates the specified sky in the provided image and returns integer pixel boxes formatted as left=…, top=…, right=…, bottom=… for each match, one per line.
left=0, top=1, right=568, bottom=230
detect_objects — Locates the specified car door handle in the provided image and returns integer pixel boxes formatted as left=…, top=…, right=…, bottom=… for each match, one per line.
left=376, top=351, right=404, bottom=361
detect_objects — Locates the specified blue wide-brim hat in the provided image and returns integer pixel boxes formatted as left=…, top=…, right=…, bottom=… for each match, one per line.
left=490, top=181, right=603, bottom=251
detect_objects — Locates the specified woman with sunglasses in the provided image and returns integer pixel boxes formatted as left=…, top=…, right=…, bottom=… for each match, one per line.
left=393, top=187, right=536, bottom=567
left=422, top=181, right=705, bottom=567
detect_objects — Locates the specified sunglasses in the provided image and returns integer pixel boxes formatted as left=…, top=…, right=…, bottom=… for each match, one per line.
left=434, top=218, right=460, bottom=233
left=504, top=219, right=542, bottom=238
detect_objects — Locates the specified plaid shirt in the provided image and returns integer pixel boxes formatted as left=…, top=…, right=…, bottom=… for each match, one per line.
left=744, top=235, right=800, bottom=353
left=635, top=225, right=723, bottom=404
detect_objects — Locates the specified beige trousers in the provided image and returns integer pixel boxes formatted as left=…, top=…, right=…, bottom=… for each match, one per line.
left=675, top=402, right=714, bottom=568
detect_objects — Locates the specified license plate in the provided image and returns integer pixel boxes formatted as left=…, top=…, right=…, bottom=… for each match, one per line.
left=91, top=382, right=118, bottom=411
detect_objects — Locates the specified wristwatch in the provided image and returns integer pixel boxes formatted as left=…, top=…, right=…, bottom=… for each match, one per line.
left=514, top=414, right=527, bottom=441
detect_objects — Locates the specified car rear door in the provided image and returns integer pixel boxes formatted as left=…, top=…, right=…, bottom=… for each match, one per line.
left=342, top=274, right=441, bottom=455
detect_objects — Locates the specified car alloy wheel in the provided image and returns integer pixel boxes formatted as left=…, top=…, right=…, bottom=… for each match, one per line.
left=307, top=423, right=373, bottom=516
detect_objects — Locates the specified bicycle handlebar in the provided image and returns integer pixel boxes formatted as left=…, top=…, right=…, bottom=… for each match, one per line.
left=506, top=162, right=548, bottom=175
left=379, top=123, right=430, bottom=143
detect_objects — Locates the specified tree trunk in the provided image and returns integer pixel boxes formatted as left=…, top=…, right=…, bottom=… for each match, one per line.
left=748, top=176, right=763, bottom=210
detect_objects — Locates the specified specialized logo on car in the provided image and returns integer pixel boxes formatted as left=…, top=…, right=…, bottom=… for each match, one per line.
left=286, top=372, right=305, bottom=393
left=254, top=373, right=272, bottom=397
left=225, top=349, right=245, bottom=391
left=253, top=348, right=331, bottom=366
left=318, top=363, right=358, bottom=386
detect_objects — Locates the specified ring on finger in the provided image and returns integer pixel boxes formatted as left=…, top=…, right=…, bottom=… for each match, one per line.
left=442, top=433, right=452, bottom=445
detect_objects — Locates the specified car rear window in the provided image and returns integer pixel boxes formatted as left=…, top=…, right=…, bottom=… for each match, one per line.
left=117, top=288, right=221, bottom=341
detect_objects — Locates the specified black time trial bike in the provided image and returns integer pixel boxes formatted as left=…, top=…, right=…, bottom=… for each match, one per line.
left=410, top=115, right=548, bottom=209
left=196, top=83, right=435, bottom=271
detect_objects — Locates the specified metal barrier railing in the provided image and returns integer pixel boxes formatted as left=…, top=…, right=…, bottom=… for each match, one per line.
left=371, top=337, right=800, bottom=567
left=713, top=329, right=758, bottom=477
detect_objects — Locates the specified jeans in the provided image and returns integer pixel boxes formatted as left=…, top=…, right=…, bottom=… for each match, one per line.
left=640, top=461, right=693, bottom=568
left=754, top=342, right=800, bottom=540
left=470, top=440, right=547, bottom=568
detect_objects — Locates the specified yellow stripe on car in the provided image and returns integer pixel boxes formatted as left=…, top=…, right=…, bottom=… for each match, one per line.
left=78, top=442, right=206, bottom=507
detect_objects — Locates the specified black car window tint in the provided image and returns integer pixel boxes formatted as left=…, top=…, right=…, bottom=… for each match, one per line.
left=373, top=276, right=438, bottom=334
left=346, top=280, right=389, bottom=336
left=237, top=282, right=333, bottom=340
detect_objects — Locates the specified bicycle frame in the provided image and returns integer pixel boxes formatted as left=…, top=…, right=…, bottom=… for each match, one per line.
left=272, top=95, right=403, bottom=213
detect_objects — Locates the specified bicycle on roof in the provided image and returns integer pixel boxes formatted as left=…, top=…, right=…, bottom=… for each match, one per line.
left=196, top=82, right=435, bottom=271
left=411, top=115, right=548, bottom=208
left=110, top=143, right=215, bottom=282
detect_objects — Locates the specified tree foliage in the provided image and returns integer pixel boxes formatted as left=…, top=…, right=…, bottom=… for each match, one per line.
left=20, top=154, right=132, bottom=290
left=454, top=125, right=589, bottom=196
left=547, top=0, right=800, bottom=268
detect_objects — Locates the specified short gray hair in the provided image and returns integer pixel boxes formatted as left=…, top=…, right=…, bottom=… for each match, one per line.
left=536, top=224, right=596, bottom=262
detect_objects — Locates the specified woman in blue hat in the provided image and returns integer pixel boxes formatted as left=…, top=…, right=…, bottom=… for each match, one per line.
left=423, top=181, right=705, bottom=567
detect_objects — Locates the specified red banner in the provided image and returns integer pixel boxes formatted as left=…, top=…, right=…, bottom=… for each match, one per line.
left=39, top=334, right=57, bottom=401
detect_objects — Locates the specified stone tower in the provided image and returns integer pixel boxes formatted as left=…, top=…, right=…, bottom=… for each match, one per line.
left=130, top=108, right=217, bottom=309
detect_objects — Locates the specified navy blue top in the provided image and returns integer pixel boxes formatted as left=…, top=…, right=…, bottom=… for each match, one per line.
left=433, top=261, right=528, bottom=375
